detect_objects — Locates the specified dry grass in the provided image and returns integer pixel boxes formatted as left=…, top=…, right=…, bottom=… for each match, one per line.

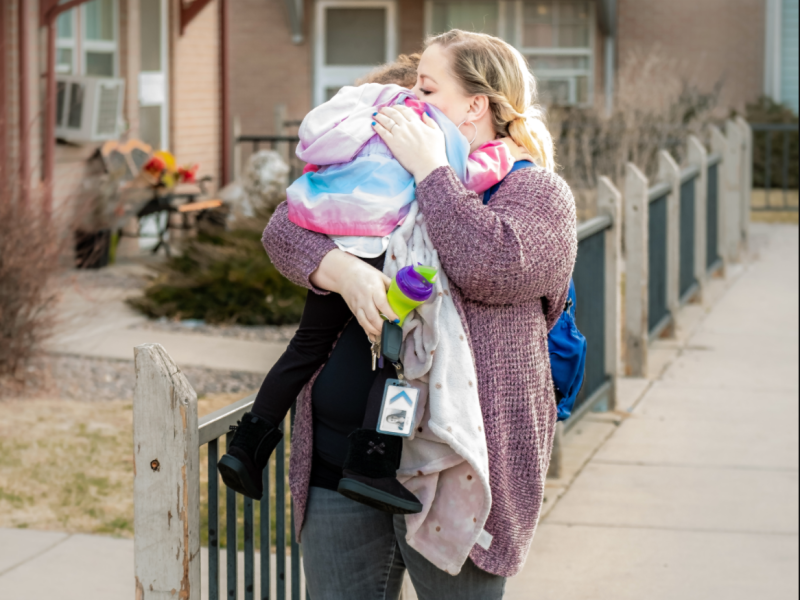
left=0, top=392, right=253, bottom=537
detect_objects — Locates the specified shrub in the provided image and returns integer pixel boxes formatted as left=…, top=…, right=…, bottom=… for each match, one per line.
left=744, top=96, right=799, bottom=189
left=0, top=187, right=63, bottom=379
left=549, top=50, right=722, bottom=219
left=127, top=210, right=307, bottom=325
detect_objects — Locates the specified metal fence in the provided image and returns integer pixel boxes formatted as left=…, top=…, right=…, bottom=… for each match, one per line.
left=749, top=122, right=799, bottom=212
left=236, top=135, right=304, bottom=183
left=201, top=398, right=305, bottom=600
left=648, top=184, right=671, bottom=338
left=706, top=154, right=722, bottom=272
left=571, top=214, right=613, bottom=420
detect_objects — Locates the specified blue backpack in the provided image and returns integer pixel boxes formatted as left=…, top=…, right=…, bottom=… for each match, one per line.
left=483, top=161, right=587, bottom=421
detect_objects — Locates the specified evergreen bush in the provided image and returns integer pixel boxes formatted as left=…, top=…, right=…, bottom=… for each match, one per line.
left=127, top=211, right=306, bottom=325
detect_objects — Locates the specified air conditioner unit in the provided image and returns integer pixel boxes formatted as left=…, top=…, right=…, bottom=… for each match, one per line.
left=55, top=76, right=125, bottom=143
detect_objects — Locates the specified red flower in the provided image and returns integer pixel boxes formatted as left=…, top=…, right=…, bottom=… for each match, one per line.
left=178, top=164, right=199, bottom=183
left=144, top=155, right=166, bottom=174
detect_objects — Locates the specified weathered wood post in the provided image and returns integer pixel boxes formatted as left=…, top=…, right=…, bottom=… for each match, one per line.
left=134, top=343, right=201, bottom=599
left=687, top=135, right=708, bottom=300
left=736, top=116, right=753, bottom=251
left=710, top=125, right=729, bottom=275
left=658, top=150, right=681, bottom=335
left=624, top=163, right=649, bottom=378
left=597, top=176, right=623, bottom=404
left=724, top=120, right=744, bottom=263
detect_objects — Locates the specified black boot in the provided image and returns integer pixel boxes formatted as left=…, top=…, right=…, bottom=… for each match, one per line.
left=218, top=412, right=282, bottom=500
left=337, top=429, right=423, bottom=515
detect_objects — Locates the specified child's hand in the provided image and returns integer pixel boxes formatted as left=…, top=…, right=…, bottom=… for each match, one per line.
left=500, top=137, right=535, bottom=163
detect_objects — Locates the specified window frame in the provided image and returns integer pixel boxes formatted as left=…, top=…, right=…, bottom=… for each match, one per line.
left=55, top=8, right=78, bottom=75
left=80, top=0, right=120, bottom=78
left=423, top=0, right=595, bottom=106
left=423, top=0, right=509, bottom=38
left=515, top=0, right=595, bottom=105
left=313, top=0, right=398, bottom=107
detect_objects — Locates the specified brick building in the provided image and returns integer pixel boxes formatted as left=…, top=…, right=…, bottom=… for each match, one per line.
left=1, top=0, right=226, bottom=216
left=231, top=0, right=798, bottom=142
left=1, top=0, right=797, bottom=218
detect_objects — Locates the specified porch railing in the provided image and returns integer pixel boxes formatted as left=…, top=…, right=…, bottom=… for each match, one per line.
left=749, top=122, right=799, bottom=212
left=235, top=135, right=304, bottom=184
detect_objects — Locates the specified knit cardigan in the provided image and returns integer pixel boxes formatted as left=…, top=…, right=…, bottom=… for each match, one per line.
left=261, top=165, right=577, bottom=578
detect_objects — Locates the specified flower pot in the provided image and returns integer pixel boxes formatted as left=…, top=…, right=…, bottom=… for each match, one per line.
left=75, top=228, right=111, bottom=269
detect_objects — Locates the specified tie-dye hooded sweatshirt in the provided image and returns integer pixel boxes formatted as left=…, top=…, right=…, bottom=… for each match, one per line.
left=286, top=83, right=514, bottom=242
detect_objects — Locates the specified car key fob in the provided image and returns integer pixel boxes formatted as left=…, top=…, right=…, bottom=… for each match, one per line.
left=381, top=321, right=403, bottom=364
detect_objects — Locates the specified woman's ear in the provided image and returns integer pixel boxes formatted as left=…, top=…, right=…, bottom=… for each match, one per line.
left=466, top=95, right=490, bottom=121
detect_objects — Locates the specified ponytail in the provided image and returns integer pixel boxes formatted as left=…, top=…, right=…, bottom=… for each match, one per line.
left=427, top=30, right=556, bottom=171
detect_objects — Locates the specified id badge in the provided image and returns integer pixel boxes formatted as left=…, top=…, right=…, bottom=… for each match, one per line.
left=377, top=379, right=419, bottom=438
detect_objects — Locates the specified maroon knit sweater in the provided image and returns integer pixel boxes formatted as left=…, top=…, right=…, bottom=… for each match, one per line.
left=262, top=165, right=577, bottom=577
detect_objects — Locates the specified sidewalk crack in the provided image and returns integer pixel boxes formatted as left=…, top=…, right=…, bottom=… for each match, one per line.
left=0, top=533, right=73, bottom=578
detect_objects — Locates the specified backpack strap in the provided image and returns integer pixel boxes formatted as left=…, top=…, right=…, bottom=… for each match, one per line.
left=482, top=159, right=535, bottom=205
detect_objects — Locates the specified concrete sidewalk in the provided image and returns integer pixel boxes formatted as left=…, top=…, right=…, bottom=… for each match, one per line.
left=505, top=223, right=799, bottom=599
left=2, top=224, right=796, bottom=599
left=45, top=270, right=288, bottom=373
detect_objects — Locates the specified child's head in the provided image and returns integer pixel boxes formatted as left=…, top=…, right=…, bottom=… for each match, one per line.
left=412, top=30, right=554, bottom=171
left=358, top=54, right=421, bottom=89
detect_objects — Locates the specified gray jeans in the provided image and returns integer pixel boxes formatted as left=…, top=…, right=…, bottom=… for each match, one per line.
left=301, top=487, right=506, bottom=600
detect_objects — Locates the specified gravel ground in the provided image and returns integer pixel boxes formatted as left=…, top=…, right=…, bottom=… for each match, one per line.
left=2, top=354, right=264, bottom=402
left=131, top=318, right=298, bottom=342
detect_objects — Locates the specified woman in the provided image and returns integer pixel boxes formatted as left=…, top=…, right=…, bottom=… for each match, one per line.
left=262, top=30, right=577, bottom=599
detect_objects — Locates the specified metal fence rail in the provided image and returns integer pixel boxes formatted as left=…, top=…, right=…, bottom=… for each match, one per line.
left=236, top=135, right=304, bottom=183
left=648, top=185, right=671, bottom=338
left=749, top=122, right=799, bottom=212
left=706, top=153, right=722, bottom=272
left=679, top=167, right=699, bottom=302
left=571, top=215, right=613, bottom=419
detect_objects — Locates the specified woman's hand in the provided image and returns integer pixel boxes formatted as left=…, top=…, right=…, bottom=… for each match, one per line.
left=310, top=249, right=399, bottom=339
left=372, top=106, right=450, bottom=184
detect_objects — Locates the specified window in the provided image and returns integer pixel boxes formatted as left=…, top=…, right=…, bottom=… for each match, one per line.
left=424, top=0, right=594, bottom=106
left=516, top=0, right=593, bottom=105
left=56, top=10, right=76, bottom=74
left=314, top=1, right=397, bottom=106
left=427, top=0, right=500, bottom=36
left=55, top=0, right=119, bottom=78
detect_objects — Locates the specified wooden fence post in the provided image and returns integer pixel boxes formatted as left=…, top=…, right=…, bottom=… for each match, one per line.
left=134, top=343, right=201, bottom=599
left=597, top=176, right=623, bottom=404
left=658, top=150, right=681, bottom=334
left=736, top=116, right=753, bottom=251
left=710, top=125, right=729, bottom=275
left=687, top=135, right=708, bottom=300
left=724, top=120, right=744, bottom=263
left=624, top=163, right=649, bottom=378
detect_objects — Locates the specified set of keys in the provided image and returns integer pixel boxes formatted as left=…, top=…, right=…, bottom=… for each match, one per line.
left=370, top=321, right=404, bottom=375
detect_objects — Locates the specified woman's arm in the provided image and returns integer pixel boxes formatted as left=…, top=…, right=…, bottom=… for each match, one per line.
left=415, top=166, right=577, bottom=307
left=262, top=202, right=399, bottom=337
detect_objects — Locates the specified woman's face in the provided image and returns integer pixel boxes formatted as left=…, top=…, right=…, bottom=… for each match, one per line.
left=411, top=44, right=473, bottom=126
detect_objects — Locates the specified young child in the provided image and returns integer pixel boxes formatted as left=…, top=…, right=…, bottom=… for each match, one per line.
left=218, top=55, right=525, bottom=513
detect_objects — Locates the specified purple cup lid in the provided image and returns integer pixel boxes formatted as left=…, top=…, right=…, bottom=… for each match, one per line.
left=396, top=265, right=434, bottom=302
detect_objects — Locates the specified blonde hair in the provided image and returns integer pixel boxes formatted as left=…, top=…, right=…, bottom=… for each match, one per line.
left=427, top=30, right=555, bottom=171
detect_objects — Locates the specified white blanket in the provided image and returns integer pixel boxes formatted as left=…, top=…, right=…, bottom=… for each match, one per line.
left=383, top=201, right=492, bottom=576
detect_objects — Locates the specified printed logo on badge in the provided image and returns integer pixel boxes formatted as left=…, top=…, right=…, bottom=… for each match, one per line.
left=377, top=379, right=420, bottom=438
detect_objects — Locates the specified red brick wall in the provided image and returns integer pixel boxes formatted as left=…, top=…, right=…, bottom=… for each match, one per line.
left=172, top=0, right=221, bottom=190
left=617, top=0, right=766, bottom=111
left=400, top=0, right=425, bottom=55
left=229, top=0, right=313, bottom=136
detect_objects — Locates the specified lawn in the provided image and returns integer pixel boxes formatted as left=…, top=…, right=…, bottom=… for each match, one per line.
left=0, top=392, right=254, bottom=538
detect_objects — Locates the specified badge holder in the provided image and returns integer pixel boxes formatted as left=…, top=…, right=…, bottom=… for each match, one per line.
left=376, top=321, right=419, bottom=437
